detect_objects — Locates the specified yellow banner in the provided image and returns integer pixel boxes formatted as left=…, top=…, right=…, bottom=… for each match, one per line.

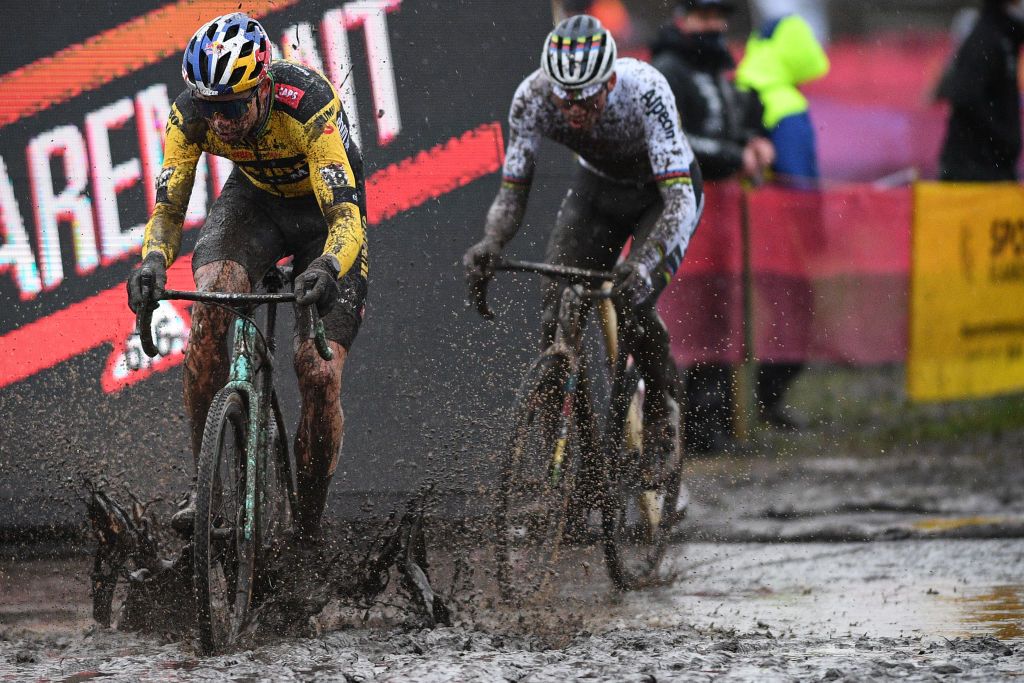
left=909, top=182, right=1024, bottom=401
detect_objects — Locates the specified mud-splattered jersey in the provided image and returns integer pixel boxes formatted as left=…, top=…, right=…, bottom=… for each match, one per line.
left=494, top=58, right=702, bottom=277
left=142, top=60, right=365, bottom=278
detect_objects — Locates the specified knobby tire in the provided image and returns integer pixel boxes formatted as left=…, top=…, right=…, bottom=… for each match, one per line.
left=601, top=366, right=686, bottom=591
left=496, top=354, right=581, bottom=605
left=193, top=388, right=256, bottom=654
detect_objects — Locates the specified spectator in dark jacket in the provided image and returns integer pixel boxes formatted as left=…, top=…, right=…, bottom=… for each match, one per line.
left=938, top=0, right=1024, bottom=181
left=651, top=0, right=774, bottom=182
left=651, top=0, right=775, bottom=452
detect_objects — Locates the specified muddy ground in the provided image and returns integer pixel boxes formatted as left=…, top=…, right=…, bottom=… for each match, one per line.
left=2, top=368, right=1024, bottom=681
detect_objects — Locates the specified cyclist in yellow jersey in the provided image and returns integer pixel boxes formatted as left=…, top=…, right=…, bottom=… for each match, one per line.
left=126, top=13, right=368, bottom=542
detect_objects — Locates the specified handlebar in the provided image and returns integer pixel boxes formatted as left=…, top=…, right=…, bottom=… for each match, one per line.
left=495, top=259, right=616, bottom=284
left=468, top=258, right=618, bottom=320
left=136, top=286, right=333, bottom=361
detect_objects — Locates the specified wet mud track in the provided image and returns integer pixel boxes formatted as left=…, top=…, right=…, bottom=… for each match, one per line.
left=4, top=440, right=1024, bottom=680
left=3, top=538, right=1023, bottom=681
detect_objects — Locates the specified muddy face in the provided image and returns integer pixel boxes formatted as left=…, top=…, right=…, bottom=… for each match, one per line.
left=550, top=78, right=614, bottom=132
left=205, top=104, right=259, bottom=143
left=196, top=84, right=268, bottom=143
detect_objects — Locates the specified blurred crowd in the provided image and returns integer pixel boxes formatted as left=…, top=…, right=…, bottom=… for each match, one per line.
left=555, top=0, right=1024, bottom=451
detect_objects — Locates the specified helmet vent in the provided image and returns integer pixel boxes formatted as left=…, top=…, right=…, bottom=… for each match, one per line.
left=197, top=52, right=211, bottom=87
left=227, top=66, right=247, bottom=87
left=213, top=54, right=230, bottom=84
left=224, top=24, right=239, bottom=41
left=205, top=22, right=218, bottom=41
left=239, top=41, right=253, bottom=57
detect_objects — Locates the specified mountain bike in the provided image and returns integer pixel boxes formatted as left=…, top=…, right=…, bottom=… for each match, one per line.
left=474, top=259, right=686, bottom=597
left=135, top=265, right=333, bottom=653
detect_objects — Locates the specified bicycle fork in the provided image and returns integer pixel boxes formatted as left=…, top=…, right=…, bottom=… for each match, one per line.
left=550, top=371, right=577, bottom=486
left=223, top=315, right=270, bottom=546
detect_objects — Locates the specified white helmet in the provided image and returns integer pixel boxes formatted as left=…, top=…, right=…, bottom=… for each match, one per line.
left=541, top=15, right=617, bottom=92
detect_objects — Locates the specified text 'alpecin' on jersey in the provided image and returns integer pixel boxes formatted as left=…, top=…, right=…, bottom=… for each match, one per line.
left=499, top=58, right=703, bottom=278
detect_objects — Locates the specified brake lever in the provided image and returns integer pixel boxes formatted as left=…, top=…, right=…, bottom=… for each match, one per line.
left=137, top=272, right=161, bottom=358
left=306, top=305, right=335, bottom=361
left=466, top=272, right=495, bottom=320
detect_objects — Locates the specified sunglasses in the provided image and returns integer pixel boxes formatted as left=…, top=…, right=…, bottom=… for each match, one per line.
left=193, top=87, right=258, bottom=120
left=550, top=82, right=607, bottom=110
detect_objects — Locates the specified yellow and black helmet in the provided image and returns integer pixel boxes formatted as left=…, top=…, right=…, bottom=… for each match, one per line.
left=182, top=13, right=271, bottom=96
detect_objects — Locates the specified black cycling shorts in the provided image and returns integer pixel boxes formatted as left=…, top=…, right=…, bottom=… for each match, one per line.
left=192, top=168, right=368, bottom=350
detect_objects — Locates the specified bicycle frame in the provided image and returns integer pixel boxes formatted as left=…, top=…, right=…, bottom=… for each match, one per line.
left=226, top=304, right=276, bottom=544
left=493, top=260, right=620, bottom=486
left=135, top=270, right=333, bottom=542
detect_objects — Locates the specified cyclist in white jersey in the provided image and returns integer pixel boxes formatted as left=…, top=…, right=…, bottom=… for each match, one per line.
left=464, top=15, right=705, bottom=482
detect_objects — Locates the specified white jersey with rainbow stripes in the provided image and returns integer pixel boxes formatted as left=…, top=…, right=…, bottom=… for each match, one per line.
left=501, top=57, right=702, bottom=276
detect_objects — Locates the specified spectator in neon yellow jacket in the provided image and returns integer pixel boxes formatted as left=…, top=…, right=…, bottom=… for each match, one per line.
left=735, top=12, right=828, bottom=430
left=736, top=13, right=829, bottom=187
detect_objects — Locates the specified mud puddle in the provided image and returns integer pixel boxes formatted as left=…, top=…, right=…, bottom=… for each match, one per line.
left=3, top=539, right=1023, bottom=681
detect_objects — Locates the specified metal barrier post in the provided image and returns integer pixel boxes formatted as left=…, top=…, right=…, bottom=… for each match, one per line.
left=733, top=183, right=757, bottom=444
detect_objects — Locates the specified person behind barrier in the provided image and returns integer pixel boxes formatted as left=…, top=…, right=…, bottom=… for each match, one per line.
left=737, top=12, right=827, bottom=187
left=463, top=15, right=704, bottom=485
left=736, top=11, right=828, bottom=430
left=937, top=0, right=1024, bottom=182
left=125, top=13, right=368, bottom=544
left=651, top=0, right=775, bottom=451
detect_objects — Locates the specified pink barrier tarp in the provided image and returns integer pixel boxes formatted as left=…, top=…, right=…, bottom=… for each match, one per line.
left=660, top=182, right=912, bottom=366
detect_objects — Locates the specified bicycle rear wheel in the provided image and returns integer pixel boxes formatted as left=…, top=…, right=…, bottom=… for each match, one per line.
left=602, top=367, right=687, bottom=590
left=496, top=354, right=582, bottom=605
left=260, top=390, right=294, bottom=557
left=193, top=388, right=256, bottom=654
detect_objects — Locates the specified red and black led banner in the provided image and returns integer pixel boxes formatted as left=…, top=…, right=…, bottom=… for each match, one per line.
left=0, top=0, right=556, bottom=530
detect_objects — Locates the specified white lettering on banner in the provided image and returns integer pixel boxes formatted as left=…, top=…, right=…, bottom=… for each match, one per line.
left=85, top=98, right=143, bottom=264
left=0, top=155, right=42, bottom=298
left=345, top=1, right=402, bottom=146
left=135, top=83, right=171, bottom=212
left=135, top=82, right=218, bottom=219
left=2, top=2, right=405, bottom=300
left=282, top=22, right=325, bottom=73
left=185, top=154, right=209, bottom=228
left=321, top=8, right=361, bottom=147
left=209, top=154, right=233, bottom=199
left=27, top=125, right=98, bottom=289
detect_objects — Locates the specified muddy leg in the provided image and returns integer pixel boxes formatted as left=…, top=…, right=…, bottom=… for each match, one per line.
left=292, top=339, right=347, bottom=539
left=183, top=261, right=251, bottom=466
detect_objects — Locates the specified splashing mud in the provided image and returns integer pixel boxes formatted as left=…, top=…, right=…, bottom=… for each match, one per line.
left=4, top=425, right=1024, bottom=680
left=84, top=482, right=451, bottom=646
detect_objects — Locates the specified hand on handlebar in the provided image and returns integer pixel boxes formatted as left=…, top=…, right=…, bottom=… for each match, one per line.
left=463, top=237, right=502, bottom=319
left=463, top=237, right=502, bottom=279
left=127, top=253, right=167, bottom=314
left=295, top=255, right=341, bottom=317
left=613, top=260, right=655, bottom=309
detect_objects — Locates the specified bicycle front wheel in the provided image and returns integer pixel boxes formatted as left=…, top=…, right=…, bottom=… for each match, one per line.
left=602, top=366, right=686, bottom=590
left=193, top=387, right=256, bottom=654
left=496, top=354, right=582, bottom=605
